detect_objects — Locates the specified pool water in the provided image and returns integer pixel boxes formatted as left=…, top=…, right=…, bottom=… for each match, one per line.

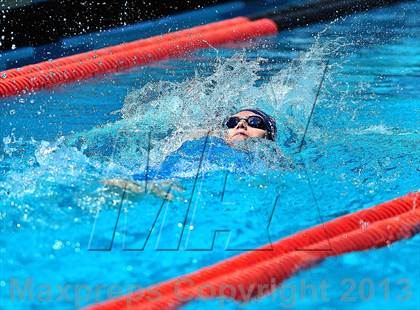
left=1, top=1, right=419, bottom=309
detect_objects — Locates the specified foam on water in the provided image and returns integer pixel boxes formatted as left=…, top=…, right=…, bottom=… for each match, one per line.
left=0, top=36, right=344, bottom=240
left=63, top=37, right=341, bottom=173
left=0, top=31, right=391, bottom=223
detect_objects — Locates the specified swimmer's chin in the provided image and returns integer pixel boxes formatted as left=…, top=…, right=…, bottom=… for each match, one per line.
left=224, top=133, right=251, bottom=146
left=234, top=133, right=249, bottom=140
left=228, top=133, right=249, bottom=142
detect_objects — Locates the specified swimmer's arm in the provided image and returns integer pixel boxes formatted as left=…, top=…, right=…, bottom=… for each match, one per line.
left=101, top=178, right=184, bottom=201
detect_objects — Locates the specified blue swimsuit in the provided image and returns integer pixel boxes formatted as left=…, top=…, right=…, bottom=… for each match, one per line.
left=132, top=137, right=253, bottom=180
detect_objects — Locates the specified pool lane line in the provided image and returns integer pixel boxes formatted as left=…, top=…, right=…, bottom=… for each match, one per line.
left=0, top=1, right=246, bottom=69
left=85, top=192, right=420, bottom=310
left=0, top=18, right=269, bottom=97
left=0, top=18, right=277, bottom=97
left=0, top=0, right=411, bottom=98
left=1, top=17, right=250, bottom=80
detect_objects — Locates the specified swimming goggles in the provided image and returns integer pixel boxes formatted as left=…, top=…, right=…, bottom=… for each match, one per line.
left=225, top=115, right=267, bottom=130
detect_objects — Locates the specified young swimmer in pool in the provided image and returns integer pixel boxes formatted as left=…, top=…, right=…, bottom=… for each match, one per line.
left=224, top=108, right=277, bottom=144
left=103, top=108, right=277, bottom=199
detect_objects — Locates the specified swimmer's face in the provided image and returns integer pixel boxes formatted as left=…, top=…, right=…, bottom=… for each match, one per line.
left=225, top=111, right=267, bottom=143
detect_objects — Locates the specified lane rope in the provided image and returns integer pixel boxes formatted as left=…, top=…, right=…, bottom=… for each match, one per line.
left=0, top=18, right=276, bottom=97
left=87, top=192, right=419, bottom=310
left=2, top=17, right=250, bottom=79
left=0, top=0, right=407, bottom=97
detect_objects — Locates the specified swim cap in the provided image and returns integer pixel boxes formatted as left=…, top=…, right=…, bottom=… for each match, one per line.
left=239, top=108, right=277, bottom=141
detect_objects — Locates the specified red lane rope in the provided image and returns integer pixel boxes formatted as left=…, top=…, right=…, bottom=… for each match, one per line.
left=0, top=18, right=278, bottom=97
left=2, top=17, right=249, bottom=79
left=86, top=192, right=419, bottom=310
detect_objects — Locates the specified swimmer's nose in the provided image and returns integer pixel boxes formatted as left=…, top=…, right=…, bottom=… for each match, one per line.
left=236, top=119, right=247, bottom=129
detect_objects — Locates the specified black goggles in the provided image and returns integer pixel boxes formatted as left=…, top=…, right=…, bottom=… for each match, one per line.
left=225, top=115, right=267, bottom=130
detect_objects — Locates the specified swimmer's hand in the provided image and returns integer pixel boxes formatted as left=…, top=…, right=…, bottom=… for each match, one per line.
left=101, top=179, right=184, bottom=201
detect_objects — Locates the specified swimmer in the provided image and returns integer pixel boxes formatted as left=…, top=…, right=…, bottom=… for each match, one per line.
left=103, top=108, right=277, bottom=199
left=224, top=108, right=277, bottom=144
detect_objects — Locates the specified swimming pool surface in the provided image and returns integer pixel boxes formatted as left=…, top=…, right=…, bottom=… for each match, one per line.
left=0, top=1, right=419, bottom=309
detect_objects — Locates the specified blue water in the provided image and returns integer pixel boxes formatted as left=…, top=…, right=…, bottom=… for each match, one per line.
left=1, top=1, right=419, bottom=309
